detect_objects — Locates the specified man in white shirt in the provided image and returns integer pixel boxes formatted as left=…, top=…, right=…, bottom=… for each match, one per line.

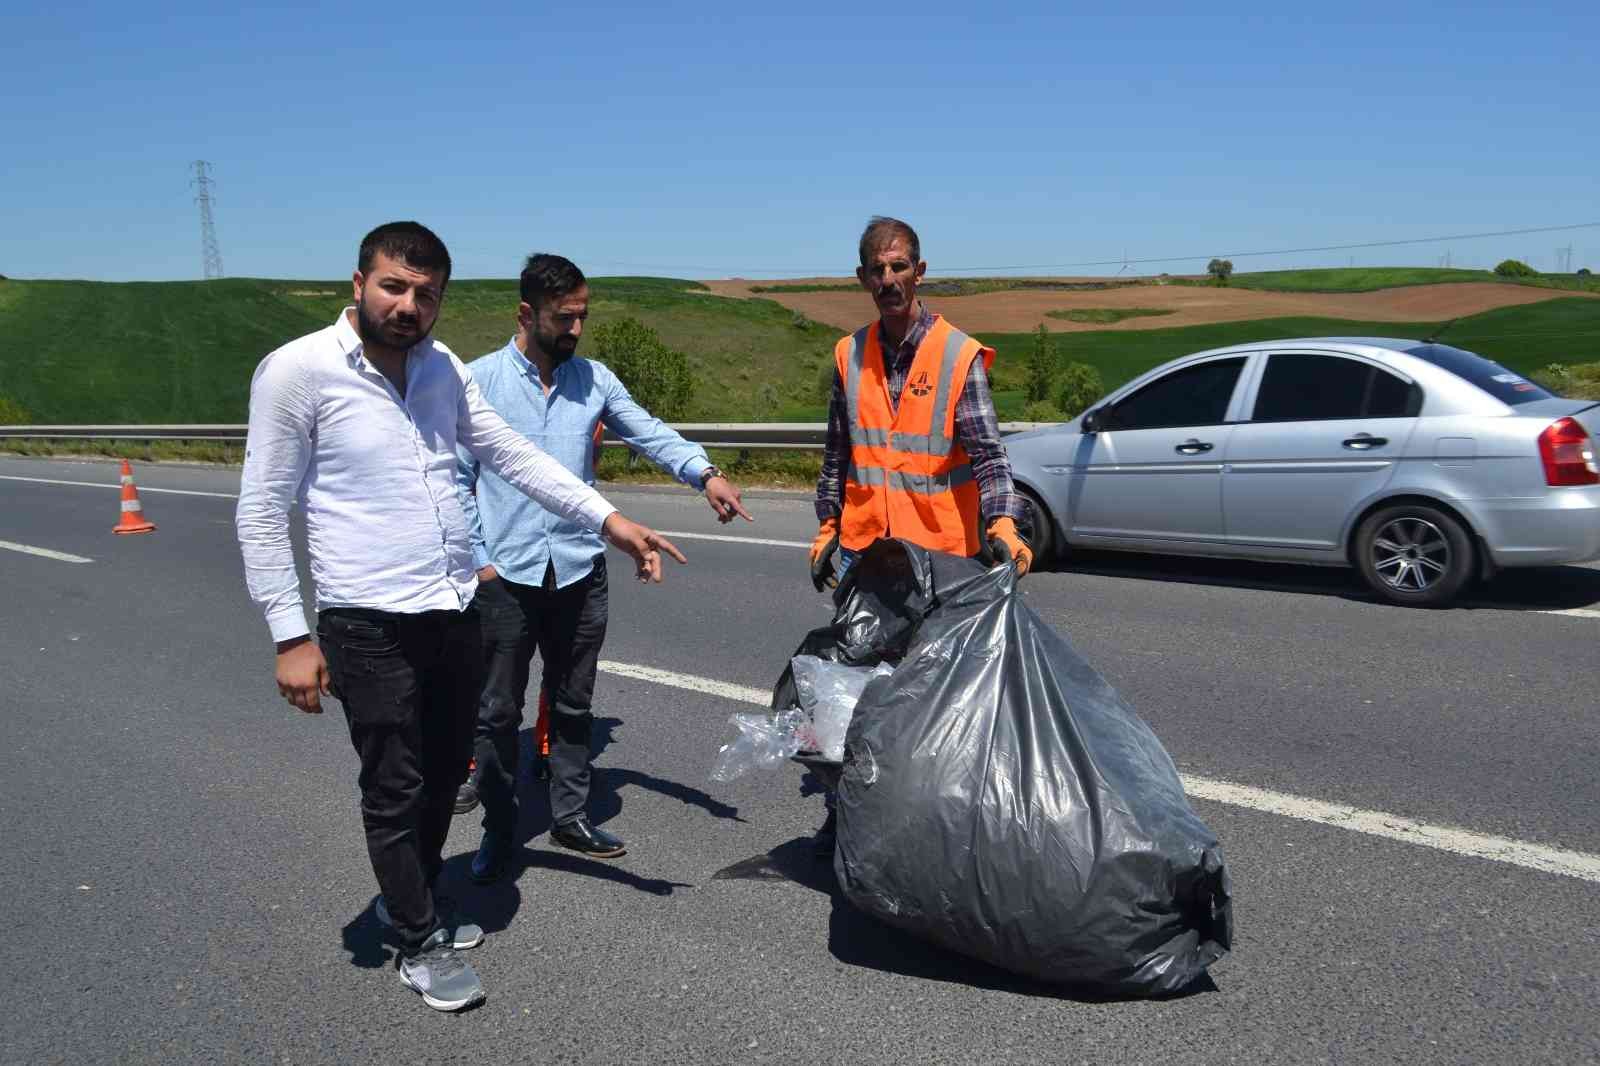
left=235, top=221, right=685, bottom=1013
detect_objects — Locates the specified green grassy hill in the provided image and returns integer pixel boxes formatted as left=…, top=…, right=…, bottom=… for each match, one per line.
left=0, top=276, right=839, bottom=423
left=2, top=277, right=1596, bottom=424
left=1214, top=266, right=1600, bottom=294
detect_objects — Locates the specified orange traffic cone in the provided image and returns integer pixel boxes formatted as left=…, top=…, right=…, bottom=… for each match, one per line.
left=112, top=459, right=156, bottom=534
left=534, top=688, right=552, bottom=759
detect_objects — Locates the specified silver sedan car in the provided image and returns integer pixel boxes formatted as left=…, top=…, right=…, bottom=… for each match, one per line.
left=1005, top=337, right=1600, bottom=606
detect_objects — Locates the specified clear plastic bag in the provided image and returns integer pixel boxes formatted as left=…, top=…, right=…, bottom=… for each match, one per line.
left=708, top=708, right=809, bottom=783
left=791, top=655, right=895, bottom=763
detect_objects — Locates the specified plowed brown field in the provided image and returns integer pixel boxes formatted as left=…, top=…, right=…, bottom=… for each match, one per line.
left=700, top=278, right=1590, bottom=333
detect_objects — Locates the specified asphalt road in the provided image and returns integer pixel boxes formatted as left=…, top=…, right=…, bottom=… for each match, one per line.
left=2, top=455, right=1597, bottom=1065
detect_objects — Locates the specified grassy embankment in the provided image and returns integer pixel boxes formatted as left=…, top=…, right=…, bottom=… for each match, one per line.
left=3, top=276, right=1597, bottom=480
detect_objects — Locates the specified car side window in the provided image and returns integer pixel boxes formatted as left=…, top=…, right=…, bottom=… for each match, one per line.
left=1254, top=354, right=1417, bottom=421
left=1104, top=357, right=1245, bottom=431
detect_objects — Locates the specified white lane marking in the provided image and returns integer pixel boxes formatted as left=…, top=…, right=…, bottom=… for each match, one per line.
left=599, top=660, right=771, bottom=706
left=0, top=475, right=237, bottom=499
left=0, top=539, right=93, bottom=564
left=1528, top=606, right=1600, bottom=619
left=656, top=530, right=810, bottom=549
left=599, top=658, right=1600, bottom=885
left=3, top=474, right=1597, bottom=620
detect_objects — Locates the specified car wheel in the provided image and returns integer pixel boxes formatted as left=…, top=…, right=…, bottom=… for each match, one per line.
left=1017, top=489, right=1056, bottom=563
left=1353, top=503, right=1474, bottom=607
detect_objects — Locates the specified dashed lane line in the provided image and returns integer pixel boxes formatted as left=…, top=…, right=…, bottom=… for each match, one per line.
left=597, top=658, right=1600, bottom=886
left=656, top=530, right=810, bottom=549
left=0, top=539, right=93, bottom=563
left=0, top=474, right=237, bottom=499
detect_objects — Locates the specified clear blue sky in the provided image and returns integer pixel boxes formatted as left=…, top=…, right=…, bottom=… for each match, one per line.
left=3, top=1, right=1597, bottom=281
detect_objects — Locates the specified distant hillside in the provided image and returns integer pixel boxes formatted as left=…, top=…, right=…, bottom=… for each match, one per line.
left=1, top=276, right=1595, bottom=424
left=0, top=277, right=839, bottom=423
left=1218, top=266, right=1600, bottom=294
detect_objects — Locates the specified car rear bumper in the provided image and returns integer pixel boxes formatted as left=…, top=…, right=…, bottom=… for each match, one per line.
left=1462, top=489, right=1600, bottom=567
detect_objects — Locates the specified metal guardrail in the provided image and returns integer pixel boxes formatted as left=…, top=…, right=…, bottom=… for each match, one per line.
left=0, top=422, right=1047, bottom=450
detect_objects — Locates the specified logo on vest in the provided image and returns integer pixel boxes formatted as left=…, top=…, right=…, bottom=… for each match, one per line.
left=908, top=371, right=932, bottom=397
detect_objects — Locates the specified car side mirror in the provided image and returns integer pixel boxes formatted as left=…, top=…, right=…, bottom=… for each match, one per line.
left=1081, top=409, right=1101, bottom=433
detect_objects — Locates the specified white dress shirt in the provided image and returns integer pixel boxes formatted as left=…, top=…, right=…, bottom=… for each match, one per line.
left=235, top=309, right=618, bottom=643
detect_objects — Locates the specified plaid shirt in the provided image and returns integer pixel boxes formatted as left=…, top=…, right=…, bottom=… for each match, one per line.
left=816, top=302, right=1023, bottom=526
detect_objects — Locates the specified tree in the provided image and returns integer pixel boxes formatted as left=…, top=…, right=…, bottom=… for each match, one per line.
left=1056, top=361, right=1104, bottom=418
left=1494, top=258, right=1535, bottom=277
left=1578, top=267, right=1592, bottom=277
left=1025, top=324, right=1056, bottom=403
left=587, top=316, right=695, bottom=420
left=1206, top=258, right=1234, bottom=285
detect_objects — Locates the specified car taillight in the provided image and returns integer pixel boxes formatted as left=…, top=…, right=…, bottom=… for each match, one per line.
left=1538, top=417, right=1600, bottom=486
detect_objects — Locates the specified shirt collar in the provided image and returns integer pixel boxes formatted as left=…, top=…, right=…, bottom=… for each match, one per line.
left=509, top=335, right=573, bottom=382
left=880, top=301, right=935, bottom=354
left=335, top=307, right=364, bottom=363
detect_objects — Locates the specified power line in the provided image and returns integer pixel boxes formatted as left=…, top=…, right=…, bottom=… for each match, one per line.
left=576, top=220, right=1600, bottom=277
left=190, top=161, right=224, bottom=280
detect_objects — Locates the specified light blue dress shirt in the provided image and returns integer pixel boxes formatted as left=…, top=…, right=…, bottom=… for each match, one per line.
left=457, top=337, right=712, bottom=590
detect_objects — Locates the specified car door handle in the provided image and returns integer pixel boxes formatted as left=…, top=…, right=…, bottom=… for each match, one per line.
left=1342, top=435, right=1389, bottom=450
left=1175, top=439, right=1214, bottom=454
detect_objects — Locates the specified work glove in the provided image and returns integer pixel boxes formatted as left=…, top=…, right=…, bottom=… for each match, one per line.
left=809, top=516, right=841, bottom=592
left=985, top=517, right=1033, bottom=578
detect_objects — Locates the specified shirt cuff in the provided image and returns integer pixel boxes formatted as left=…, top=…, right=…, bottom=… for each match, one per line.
left=814, top=499, right=842, bottom=522
left=584, top=500, right=619, bottom=534
left=681, top=457, right=712, bottom=488
left=471, top=544, right=493, bottom=570
left=267, top=605, right=311, bottom=644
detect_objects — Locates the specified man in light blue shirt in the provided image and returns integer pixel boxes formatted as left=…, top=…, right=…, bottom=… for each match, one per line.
left=457, top=253, right=752, bottom=879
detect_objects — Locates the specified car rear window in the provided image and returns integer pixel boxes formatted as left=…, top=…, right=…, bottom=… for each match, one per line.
left=1405, top=344, right=1552, bottom=405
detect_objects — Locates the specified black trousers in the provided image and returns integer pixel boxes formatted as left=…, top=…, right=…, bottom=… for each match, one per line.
left=473, top=558, right=609, bottom=839
left=318, top=606, right=481, bottom=955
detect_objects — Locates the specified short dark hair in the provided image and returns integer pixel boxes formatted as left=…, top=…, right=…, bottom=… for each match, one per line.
left=520, top=253, right=587, bottom=309
left=859, top=216, right=921, bottom=266
left=357, top=221, right=452, bottom=283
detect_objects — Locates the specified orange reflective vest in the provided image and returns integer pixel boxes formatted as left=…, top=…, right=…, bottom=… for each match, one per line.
left=835, top=315, right=996, bottom=556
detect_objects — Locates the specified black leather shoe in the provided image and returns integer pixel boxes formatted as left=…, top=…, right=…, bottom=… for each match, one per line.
left=469, top=832, right=513, bottom=884
left=454, top=771, right=481, bottom=816
left=550, top=816, right=626, bottom=859
left=813, top=809, right=837, bottom=860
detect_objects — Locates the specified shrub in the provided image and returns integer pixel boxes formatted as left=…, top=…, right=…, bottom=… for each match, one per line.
left=0, top=393, right=32, bottom=424
left=1020, top=399, right=1065, bottom=423
left=1494, top=259, right=1536, bottom=277
left=1055, top=361, right=1104, bottom=418
left=814, top=356, right=839, bottom=404
left=1579, top=267, right=1592, bottom=277
left=1207, top=258, right=1234, bottom=285
left=1532, top=362, right=1600, bottom=400
left=1024, top=324, right=1056, bottom=403
left=587, top=317, right=694, bottom=420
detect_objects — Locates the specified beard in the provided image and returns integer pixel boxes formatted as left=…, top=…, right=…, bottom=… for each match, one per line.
left=533, top=328, right=579, bottom=365
left=355, top=297, right=427, bottom=351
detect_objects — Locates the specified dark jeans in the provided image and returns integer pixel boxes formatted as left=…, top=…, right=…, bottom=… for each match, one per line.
left=473, top=558, right=608, bottom=839
left=318, top=606, right=482, bottom=955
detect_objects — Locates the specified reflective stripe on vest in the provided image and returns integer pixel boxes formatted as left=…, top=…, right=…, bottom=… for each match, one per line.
left=846, top=461, right=976, bottom=494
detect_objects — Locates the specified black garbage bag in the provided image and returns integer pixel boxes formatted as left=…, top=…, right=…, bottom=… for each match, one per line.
left=824, top=539, right=1232, bottom=996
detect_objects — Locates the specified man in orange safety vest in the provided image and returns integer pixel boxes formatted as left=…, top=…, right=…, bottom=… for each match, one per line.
left=810, top=216, right=1032, bottom=591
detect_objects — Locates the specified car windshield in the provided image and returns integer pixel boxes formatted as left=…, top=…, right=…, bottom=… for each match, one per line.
left=1405, top=343, right=1552, bottom=405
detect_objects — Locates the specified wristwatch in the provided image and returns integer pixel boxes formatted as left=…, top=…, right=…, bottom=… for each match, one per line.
left=699, top=465, right=724, bottom=489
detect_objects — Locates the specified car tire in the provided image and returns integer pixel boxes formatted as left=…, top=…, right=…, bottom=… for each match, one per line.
left=1017, top=488, right=1056, bottom=564
left=1353, top=502, right=1474, bottom=607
